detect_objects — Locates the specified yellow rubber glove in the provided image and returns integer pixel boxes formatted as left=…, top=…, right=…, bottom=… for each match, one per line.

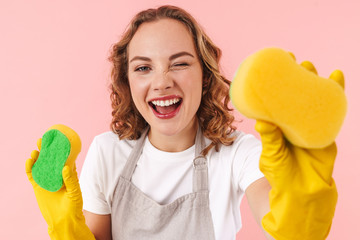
left=256, top=61, right=341, bottom=240
left=256, top=121, right=338, bottom=239
left=26, top=129, right=95, bottom=240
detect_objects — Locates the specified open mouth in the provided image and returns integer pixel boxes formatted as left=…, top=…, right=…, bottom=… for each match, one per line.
left=149, top=97, right=182, bottom=117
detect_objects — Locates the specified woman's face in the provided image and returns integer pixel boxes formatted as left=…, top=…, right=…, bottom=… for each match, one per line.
left=127, top=18, right=203, bottom=150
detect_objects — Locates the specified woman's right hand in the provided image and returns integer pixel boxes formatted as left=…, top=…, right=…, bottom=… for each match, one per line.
left=26, top=138, right=95, bottom=240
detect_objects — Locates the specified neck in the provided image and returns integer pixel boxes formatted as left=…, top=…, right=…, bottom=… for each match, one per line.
left=148, top=118, right=198, bottom=152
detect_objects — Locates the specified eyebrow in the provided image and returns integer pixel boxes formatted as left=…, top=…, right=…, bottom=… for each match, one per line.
left=129, top=56, right=151, bottom=63
left=169, top=51, right=194, bottom=61
left=129, top=51, right=194, bottom=63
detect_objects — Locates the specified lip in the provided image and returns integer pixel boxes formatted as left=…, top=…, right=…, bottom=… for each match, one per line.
left=148, top=95, right=182, bottom=102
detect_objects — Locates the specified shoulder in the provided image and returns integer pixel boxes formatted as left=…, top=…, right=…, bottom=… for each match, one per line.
left=208, top=130, right=261, bottom=157
left=84, top=131, right=138, bottom=173
left=205, top=129, right=262, bottom=174
left=92, top=131, right=131, bottom=146
left=206, top=130, right=262, bottom=180
left=91, top=131, right=137, bottom=155
left=231, top=130, right=260, bottom=145
left=232, top=130, right=262, bottom=153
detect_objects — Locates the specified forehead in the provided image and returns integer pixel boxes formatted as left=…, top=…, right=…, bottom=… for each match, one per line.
left=128, top=18, right=197, bottom=59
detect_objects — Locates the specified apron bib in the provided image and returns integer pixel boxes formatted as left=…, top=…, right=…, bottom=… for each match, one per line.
left=111, top=126, right=216, bottom=240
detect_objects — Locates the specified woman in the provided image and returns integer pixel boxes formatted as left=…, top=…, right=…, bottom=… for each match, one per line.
left=27, top=4, right=337, bottom=240
left=79, top=5, right=272, bottom=240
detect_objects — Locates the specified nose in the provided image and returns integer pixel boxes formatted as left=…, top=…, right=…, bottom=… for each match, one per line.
left=151, top=69, right=174, bottom=91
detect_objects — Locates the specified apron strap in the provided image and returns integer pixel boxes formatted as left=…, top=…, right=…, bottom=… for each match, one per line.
left=193, top=125, right=209, bottom=192
left=121, top=126, right=149, bottom=180
left=193, top=156, right=208, bottom=192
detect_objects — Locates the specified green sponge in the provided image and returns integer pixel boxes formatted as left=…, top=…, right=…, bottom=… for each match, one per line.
left=32, top=129, right=71, bottom=192
left=31, top=124, right=81, bottom=192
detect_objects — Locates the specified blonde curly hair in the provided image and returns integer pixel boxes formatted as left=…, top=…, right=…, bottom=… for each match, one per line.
left=109, top=5, right=236, bottom=155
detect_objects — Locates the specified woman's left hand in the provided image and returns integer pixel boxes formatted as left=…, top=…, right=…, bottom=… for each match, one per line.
left=256, top=120, right=338, bottom=240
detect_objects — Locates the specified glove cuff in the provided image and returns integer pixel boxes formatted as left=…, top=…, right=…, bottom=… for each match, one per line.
left=262, top=181, right=337, bottom=240
left=48, top=217, right=95, bottom=240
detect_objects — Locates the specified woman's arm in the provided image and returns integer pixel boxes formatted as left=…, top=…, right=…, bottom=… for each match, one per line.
left=245, top=177, right=275, bottom=240
left=83, top=211, right=112, bottom=240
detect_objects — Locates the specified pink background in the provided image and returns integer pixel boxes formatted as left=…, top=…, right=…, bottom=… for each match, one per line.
left=1, top=0, right=359, bottom=239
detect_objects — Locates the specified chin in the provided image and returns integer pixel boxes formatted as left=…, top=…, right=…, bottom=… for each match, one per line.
left=150, top=122, right=184, bottom=136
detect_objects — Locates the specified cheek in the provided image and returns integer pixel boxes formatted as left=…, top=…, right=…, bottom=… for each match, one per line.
left=129, top=81, right=138, bottom=96
left=184, top=72, right=203, bottom=100
left=193, top=81, right=203, bottom=102
left=129, top=78, right=147, bottom=107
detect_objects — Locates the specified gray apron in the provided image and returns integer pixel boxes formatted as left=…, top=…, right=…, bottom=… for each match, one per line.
left=111, top=126, right=216, bottom=240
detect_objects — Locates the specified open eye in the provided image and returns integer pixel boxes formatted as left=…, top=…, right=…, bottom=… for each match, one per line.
left=135, top=66, right=151, bottom=72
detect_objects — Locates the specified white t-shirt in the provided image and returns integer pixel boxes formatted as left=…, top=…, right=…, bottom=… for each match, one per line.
left=79, top=130, right=264, bottom=240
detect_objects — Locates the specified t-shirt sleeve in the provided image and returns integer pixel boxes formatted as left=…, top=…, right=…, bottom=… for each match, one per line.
left=79, top=137, right=111, bottom=214
left=232, top=133, right=264, bottom=193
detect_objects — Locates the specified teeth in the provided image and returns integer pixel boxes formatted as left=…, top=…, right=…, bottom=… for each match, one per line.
left=152, top=98, right=180, bottom=107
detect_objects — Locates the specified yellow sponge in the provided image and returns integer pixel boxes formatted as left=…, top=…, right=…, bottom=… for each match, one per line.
left=230, top=48, right=347, bottom=148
